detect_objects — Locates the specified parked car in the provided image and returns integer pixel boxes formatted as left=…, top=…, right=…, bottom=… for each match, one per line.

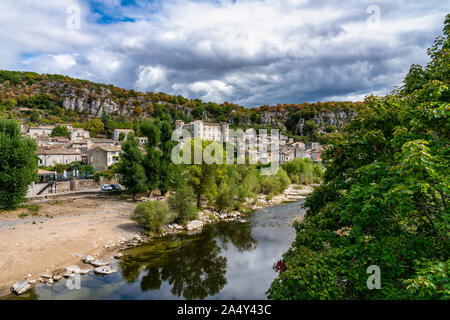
left=101, top=184, right=113, bottom=192
left=110, top=184, right=122, bottom=191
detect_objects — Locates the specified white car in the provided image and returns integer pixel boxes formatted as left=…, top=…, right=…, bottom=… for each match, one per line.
left=101, top=184, right=113, bottom=192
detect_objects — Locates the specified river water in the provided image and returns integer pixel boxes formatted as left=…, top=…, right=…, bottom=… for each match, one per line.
left=3, top=201, right=305, bottom=300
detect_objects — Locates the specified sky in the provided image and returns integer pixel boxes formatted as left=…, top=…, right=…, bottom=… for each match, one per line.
left=0, top=0, right=448, bottom=107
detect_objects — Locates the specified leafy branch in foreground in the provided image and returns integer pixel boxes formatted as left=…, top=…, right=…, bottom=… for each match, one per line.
left=267, top=14, right=449, bottom=300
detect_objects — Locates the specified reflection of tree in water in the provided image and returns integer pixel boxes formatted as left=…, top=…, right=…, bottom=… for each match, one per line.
left=120, top=221, right=257, bottom=299
left=213, top=222, right=257, bottom=252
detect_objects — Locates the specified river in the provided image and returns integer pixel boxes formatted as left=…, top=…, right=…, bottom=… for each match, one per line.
left=3, top=200, right=305, bottom=300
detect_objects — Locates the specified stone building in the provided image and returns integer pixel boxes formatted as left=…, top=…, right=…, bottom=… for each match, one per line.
left=88, top=145, right=121, bottom=171
left=37, top=148, right=82, bottom=167
left=175, top=120, right=230, bottom=142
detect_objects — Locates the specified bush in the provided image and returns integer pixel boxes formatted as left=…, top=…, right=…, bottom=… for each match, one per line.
left=131, top=201, right=169, bottom=234
left=282, top=158, right=322, bottom=185
left=94, top=171, right=114, bottom=182
left=168, top=184, right=198, bottom=224
left=260, top=168, right=291, bottom=196
left=215, top=182, right=235, bottom=213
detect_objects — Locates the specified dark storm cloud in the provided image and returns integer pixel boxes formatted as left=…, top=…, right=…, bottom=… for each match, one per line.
left=0, top=0, right=448, bottom=106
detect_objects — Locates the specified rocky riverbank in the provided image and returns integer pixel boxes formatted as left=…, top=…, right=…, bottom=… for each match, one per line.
left=6, top=184, right=315, bottom=297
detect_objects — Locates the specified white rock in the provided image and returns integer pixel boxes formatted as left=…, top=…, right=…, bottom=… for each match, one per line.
left=41, top=273, right=53, bottom=279
left=91, top=259, right=110, bottom=267
left=94, top=266, right=118, bottom=275
left=11, top=281, right=31, bottom=295
left=53, top=275, right=62, bottom=281
left=82, top=255, right=95, bottom=264
left=114, top=253, right=123, bottom=259
left=66, top=265, right=80, bottom=273
left=186, top=220, right=204, bottom=231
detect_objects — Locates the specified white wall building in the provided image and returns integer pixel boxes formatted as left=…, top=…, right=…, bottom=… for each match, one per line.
left=175, top=120, right=229, bottom=142
left=37, top=148, right=82, bottom=166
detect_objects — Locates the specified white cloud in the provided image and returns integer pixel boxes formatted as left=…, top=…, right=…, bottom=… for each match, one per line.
left=0, top=0, right=447, bottom=106
left=136, top=65, right=167, bottom=91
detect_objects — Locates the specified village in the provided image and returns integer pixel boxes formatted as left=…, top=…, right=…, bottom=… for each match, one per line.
left=22, top=120, right=323, bottom=198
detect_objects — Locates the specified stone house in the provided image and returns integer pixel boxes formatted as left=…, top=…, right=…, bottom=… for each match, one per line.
left=175, top=120, right=230, bottom=142
left=137, top=137, right=148, bottom=146
left=88, top=145, right=121, bottom=171
left=28, top=125, right=55, bottom=139
left=37, top=148, right=82, bottom=167
left=70, top=128, right=90, bottom=141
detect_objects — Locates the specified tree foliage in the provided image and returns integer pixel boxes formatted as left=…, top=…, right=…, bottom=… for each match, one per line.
left=0, top=118, right=38, bottom=209
left=50, top=125, right=69, bottom=138
left=267, top=16, right=450, bottom=300
left=115, top=132, right=147, bottom=200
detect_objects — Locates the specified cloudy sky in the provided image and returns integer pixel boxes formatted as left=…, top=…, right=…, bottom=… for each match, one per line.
left=0, top=0, right=447, bottom=106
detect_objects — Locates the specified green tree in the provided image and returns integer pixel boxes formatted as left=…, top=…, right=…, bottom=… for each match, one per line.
left=168, top=183, right=198, bottom=224
left=50, top=125, right=69, bottom=138
left=0, top=119, right=38, bottom=209
left=303, top=120, right=319, bottom=141
left=89, top=117, right=105, bottom=137
left=115, top=132, right=147, bottom=200
left=141, top=120, right=175, bottom=197
left=186, top=139, right=226, bottom=208
left=268, top=16, right=450, bottom=300
left=30, top=110, right=40, bottom=122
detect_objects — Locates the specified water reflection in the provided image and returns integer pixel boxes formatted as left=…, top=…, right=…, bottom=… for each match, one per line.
left=120, top=221, right=257, bottom=300
left=2, top=201, right=305, bottom=300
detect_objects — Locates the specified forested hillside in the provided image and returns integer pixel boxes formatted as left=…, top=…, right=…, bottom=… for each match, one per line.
left=0, top=70, right=360, bottom=141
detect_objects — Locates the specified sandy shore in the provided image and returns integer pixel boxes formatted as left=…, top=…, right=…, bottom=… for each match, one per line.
left=0, top=184, right=315, bottom=297
left=0, top=194, right=140, bottom=297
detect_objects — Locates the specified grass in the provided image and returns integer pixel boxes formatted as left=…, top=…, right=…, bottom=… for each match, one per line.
left=19, top=204, right=41, bottom=215
left=18, top=211, right=29, bottom=218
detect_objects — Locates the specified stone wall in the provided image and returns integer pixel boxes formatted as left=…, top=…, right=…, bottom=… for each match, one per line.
left=26, top=179, right=103, bottom=197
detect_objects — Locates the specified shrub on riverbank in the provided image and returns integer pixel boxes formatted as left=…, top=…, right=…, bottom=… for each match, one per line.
left=282, top=158, right=323, bottom=184
left=260, top=168, right=291, bottom=196
left=168, top=184, right=198, bottom=224
left=131, top=201, right=169, bottom=234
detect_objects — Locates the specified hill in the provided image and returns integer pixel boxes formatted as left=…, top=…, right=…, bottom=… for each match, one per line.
left=0, top=70, right=361, bottom=141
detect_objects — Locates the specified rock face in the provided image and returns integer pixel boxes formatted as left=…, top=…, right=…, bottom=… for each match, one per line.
left=94, top=266, right=118, bottom=275
left=185, top=220, right=204, bottom=231
left=294, top=111, right=357, bottom=135
left=11, top=281, right=31, bottom=295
